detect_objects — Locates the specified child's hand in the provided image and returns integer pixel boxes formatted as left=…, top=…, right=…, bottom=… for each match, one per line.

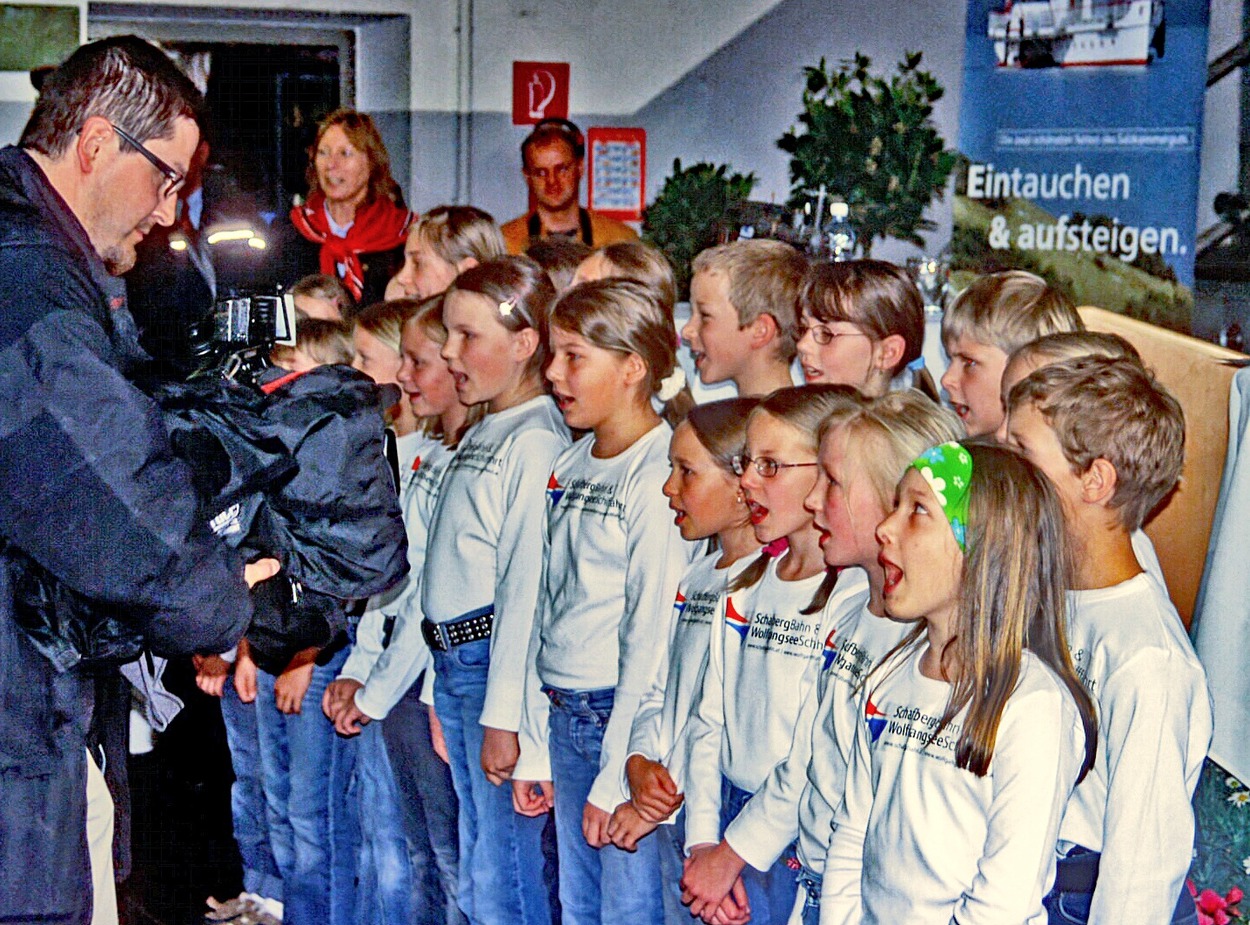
left=606, top=801, right=658, bottom=852
left=244, top=558, right=281, bottom=588
left=625, top=754, right=683, bottom=822
left=332, top=700, right=372, bottom=737
left=234, top=642, right=258, bottom=703
left=428, top=706, right=449, bottom=764
left=274, top=662, right=315, bottom=714
left=681, top=841, right=749, bottom=923
left=582, top=801, right=613, bottom=848
left=511, top=779, right=553, bottom=816
left=192, top=654, right=230, bottom=698
left=706, top=880, right=751, bottom=925
left=322, top=678, right=362, bottom=722
left=480, top=727, right=520, bottom=785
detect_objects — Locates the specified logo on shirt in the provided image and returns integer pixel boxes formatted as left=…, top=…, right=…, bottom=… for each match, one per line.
left=412, top=455, right=422, bottom=472
left=821, top=628, right=840, bottom=672
left=547, top=473, right=565, bottom=506
left=673, top=591, right=687, bottom=618
left=865, top=699, right=887, bottom=743
left=724, top=597, right=750, bottom=642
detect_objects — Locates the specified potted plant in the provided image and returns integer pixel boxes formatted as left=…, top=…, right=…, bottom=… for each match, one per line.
left=643, top=158, right=756, bottom=298
left=778, top=51, right=957, bottom=257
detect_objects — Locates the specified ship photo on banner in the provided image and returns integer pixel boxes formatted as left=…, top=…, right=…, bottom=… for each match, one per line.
left=954, top=0, right=1211, bottom=331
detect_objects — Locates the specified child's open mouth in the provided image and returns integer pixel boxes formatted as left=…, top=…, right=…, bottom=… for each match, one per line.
left=553, top=392, right=574, bottom=412
left=879, top=553, right=903, bottom=594
left=747, top=499, right=769, bottom=525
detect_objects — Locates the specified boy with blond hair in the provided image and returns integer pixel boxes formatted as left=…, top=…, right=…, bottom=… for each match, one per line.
left=941, top=269, right=1082, bottom=437
left=1004, top=356, right=1212, bottom=925
left=680, top=239, right=807, bottom=397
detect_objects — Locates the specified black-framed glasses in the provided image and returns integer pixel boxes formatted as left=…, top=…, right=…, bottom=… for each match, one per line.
left=112, top=124, right=185, bottom=199
left=731, top=453, right=819, bottom=479
left=792, top=322, right=870, bottom=346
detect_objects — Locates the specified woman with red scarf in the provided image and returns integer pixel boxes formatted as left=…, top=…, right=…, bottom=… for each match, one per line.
left=286, top=109, right=413, bottom=309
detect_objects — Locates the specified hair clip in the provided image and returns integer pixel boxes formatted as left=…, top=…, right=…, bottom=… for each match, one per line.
left=657, top=367, right=686, bottom=402
left=907, top=356, right=926, bottom=372
left=499, top=298, right=516, bottom=317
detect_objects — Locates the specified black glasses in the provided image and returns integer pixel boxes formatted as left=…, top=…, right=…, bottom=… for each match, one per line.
left=112, top=124, right=185, bottom=199
left=731, top=453, right=819, bottom=479
left=792, top=322, right=870, bottom=346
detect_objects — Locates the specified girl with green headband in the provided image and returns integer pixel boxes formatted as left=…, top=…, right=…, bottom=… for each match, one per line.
left=821, top=442, right=1097, bottom=925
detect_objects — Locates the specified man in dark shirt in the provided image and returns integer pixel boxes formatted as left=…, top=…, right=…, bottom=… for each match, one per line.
left=0, top=36, right=274, bottom=923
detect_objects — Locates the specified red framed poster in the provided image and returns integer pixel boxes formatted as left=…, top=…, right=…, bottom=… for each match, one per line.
left=586, top=127, right=646, bottom=223
left=512, top=62, right=570, bottom=125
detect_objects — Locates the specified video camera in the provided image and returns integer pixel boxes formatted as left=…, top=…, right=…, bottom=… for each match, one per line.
left=185, top=291, right=298, bottom=386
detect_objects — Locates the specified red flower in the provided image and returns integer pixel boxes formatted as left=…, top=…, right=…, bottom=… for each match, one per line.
left=1187, top=880, right=1243, bottom=925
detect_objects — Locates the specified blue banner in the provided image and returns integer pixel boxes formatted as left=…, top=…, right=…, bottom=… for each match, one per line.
left=954, top=0, right=1210, bottom=329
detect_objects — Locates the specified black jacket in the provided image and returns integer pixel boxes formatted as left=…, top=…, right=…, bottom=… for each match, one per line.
left=0, top=146, right=253, bottom=923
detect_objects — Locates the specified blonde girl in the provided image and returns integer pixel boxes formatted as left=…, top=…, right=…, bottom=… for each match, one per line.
left=796, top=259, right=938, bottom=400
left=512, top=279, right=696, bottom=924
left=820, top=443, right=1097, bottom=925
left=681, top=384, right=860, bottom=925
left=348, top=299, right=420, bottom=437
left=386, top=204, right=506, bottom=301
left=422, top=256, right=568, bottom=925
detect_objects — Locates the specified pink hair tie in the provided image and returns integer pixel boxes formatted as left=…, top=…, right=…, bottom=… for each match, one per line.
left=763, top=538, right=789, bottom=557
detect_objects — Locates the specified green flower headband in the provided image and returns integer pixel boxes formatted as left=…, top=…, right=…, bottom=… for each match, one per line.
left=910, top=441, right=973, bottom=552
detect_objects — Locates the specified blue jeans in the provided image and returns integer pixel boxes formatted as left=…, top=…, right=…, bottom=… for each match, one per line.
left=546, top=685, right=664, bottom=925
left=658, top=811, right=689, bottom=925
left=256, top=648, right=359, bottom=925
left=794, top=863, right=821, bottom=925
left=353, top=721, right=413, bottom=925
left=719, top=779, right=798, bottom=925
left=220, top=676, right=283, bottom=902
left=1043, top=849, right=1198, bottom=925
left=383, top=675, right=466, bottom=925
left=432, top=641, right=551, bottom=925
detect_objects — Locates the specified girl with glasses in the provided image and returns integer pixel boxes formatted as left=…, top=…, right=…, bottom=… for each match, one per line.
left=795, top=260, right=940, bottom=401
left=680, top=384, right=858, bottom=925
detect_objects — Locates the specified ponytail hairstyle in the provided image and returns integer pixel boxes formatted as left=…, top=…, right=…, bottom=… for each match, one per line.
left=798, top=259, right=938, bottom=401
left=877, top=443, right=1097, bottom=781
left=446, top=255, right=557, bottom=381
left=594, top=241, right=679, bottom=322
left=728, top=384, right=862, bottom=610
left=405, top=293, right=486, bottom=444
left=414, top=205, right=506, bottom=268
left=550, top=279, right=693, bottom=427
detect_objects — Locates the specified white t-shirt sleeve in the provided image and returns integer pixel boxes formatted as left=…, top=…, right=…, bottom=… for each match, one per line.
left=587, top=472, right=692, bottom=812
left=481, top=428, right=564, bottom=732
left=1089, top=648, right=1208, bottom=925
left=819, top=684, right=871, bottom=925
left=954, top=683, right=1085, bottom=925
left=683, top=591, right=730, bottom=851
left=514, top=512, right=554, bottom=783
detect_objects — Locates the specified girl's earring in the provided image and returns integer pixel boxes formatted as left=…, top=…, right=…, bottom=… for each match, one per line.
left=735, top=490, right=746, bottom=504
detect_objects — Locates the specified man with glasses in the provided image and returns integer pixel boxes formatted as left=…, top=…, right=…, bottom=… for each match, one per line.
left=0, top=36, right=273, bottom=924
left=501, top=118, right=638, bottom=254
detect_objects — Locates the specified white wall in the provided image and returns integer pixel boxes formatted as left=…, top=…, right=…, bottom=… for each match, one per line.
left=0, top=0, right=1240, bottom=259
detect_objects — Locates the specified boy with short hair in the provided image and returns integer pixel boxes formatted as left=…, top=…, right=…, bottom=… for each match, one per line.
left=1004, top=356, right=1212, bottom=925
left=270, top=318, right=355, bottom=373
left=680, top=240, right=807, bottom=397
left=940, top=269, right=1082, bottom=436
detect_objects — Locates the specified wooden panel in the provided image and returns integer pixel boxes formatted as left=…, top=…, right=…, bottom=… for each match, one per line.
left=1079, top=307, right=1245, bottom=627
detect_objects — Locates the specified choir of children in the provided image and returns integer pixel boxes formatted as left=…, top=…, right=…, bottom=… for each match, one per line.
left=201, top=214, right=1211, bottom=925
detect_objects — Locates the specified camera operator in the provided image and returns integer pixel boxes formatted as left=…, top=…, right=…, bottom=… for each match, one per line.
left=0, top=36, right=276, bottom=924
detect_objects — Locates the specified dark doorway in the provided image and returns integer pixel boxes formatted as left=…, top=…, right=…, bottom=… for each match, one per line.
left=171, top=42, right=342, bottom=219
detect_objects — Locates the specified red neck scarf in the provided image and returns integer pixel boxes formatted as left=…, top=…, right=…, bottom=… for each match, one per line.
left=290, top=190, right=413, bottom=301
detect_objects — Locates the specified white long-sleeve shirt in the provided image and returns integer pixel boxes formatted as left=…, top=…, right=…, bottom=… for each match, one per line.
left=1058, top=573, right=1212, bottom=925
left=625, top=551, right=751, bottom=799
left=683, top=557, right=829, bottom=851
left=730, top=570, right=911, bottom=874
left=422, top=396, right=571, bottom=732
left=514, top=423, right=697, bottom=811
left=820, top=647, right=1087, bottom=925
left=339, top=434, right=457, bottom=719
